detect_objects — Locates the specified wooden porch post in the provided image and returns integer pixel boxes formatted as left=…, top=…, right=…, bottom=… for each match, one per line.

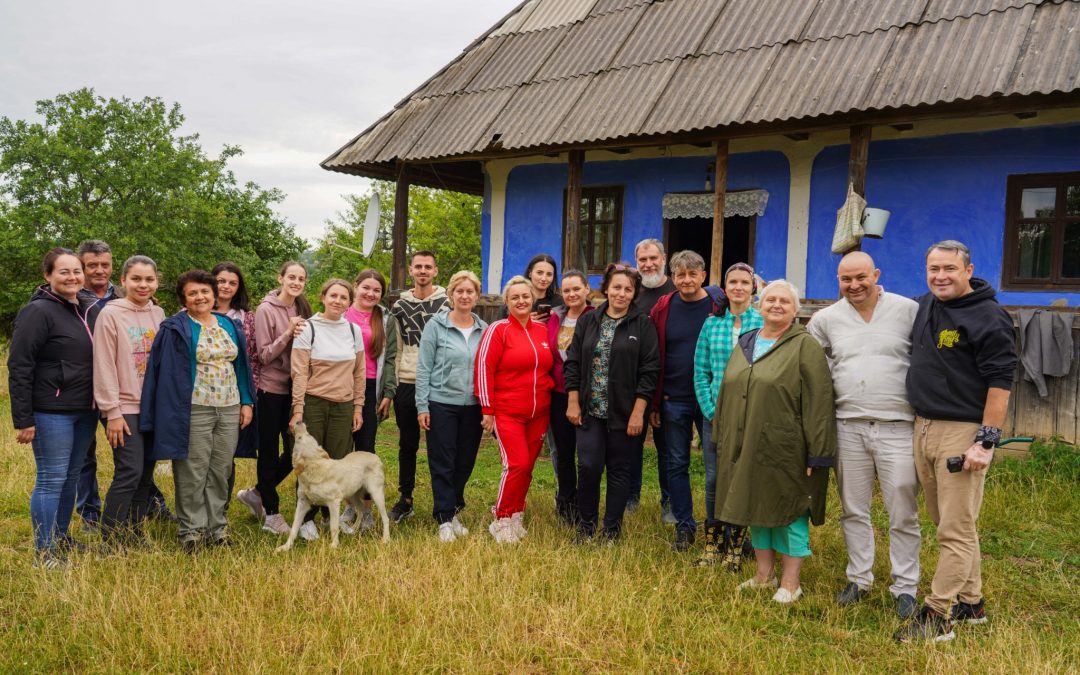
left=563, top=150, right=584, bottom=274
left=847, top=125, right=871, bottom=251
left=709, top=139, right=729, bottom=286
left=392, top=166, right=410, bottom=291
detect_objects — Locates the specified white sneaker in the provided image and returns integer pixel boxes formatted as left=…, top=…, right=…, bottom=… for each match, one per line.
left=737, top=576, right=779, bottom=591
left=509, top=512, right=527, bottom=539
left=299, top=521, right=319, bottom=541
left=359, top=507, right=376, bottom=532
left=262, top=513, right=290, bottom=535
left=488, top=518, right=520, bottom=544
left=236, top=488, right=265, bottom=523
left=772, top=586, right=803, bottom=604
left=339, top=517, right=356, bottom=536
left=451, top=516, right=469, bottom=538
left=438, top=522, right=457, bottom=543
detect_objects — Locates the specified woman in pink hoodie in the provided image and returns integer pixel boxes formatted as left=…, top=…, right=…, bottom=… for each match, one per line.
left=235, top=261, right=312, bottom=536
left=93, top=255, right=166, bottom=548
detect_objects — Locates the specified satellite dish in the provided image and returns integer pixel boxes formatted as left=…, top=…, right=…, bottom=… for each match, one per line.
left=362, top=192, right=380, bottom=256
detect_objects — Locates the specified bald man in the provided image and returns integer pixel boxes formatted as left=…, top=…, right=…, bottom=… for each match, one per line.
left=807, top=252, right=921, bottom=619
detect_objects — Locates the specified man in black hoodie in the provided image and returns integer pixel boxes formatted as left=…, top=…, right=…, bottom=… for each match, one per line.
left=895, top=240, right=1017, bottom=644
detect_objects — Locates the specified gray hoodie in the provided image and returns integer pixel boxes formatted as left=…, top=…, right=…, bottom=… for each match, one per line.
left=415, top=309, right=487, bottom=413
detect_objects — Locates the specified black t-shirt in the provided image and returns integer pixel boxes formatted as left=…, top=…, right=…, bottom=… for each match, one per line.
left=663, top=294, right=712, bottom=402
left=634, top=277, right=676, bottom=315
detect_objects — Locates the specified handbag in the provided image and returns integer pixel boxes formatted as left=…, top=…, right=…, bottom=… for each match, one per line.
left=831, top=182, right=866, bottom=254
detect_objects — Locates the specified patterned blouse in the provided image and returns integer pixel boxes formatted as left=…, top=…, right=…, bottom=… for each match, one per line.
left=587, top=314, right=620, bottom=419
left=191, top=318, right=240, bottom=407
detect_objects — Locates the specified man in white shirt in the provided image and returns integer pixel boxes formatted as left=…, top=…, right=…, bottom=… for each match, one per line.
left=807, top=251, right=921, bottom=619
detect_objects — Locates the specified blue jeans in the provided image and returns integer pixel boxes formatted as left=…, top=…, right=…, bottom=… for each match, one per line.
left=663, top=399, right=703, bottom=533
left=629, top=421, right=669, bottom=505
left=702, top=418, right=718, bottom=521
left=29, top=410, right=98, bottom=551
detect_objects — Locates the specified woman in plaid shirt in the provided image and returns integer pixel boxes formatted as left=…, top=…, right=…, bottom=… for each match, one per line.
left=692, top=263, right=763, bottom=567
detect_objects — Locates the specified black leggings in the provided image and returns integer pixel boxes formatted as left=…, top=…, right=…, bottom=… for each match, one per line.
left=255, top=390, right=294, bottom=516
left=352, top=378, right=380, bottom=453
left=549, top=391, right=578, bottom=504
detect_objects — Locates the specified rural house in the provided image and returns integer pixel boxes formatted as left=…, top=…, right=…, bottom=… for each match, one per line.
left=323, top=0, right=1080, bottom=441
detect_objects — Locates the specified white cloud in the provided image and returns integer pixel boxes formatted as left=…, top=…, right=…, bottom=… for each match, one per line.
left=0, top=0, right=511, bottom=242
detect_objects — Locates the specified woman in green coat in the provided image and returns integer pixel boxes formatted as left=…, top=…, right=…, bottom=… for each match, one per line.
left=713, top=280, right=836, bottom=604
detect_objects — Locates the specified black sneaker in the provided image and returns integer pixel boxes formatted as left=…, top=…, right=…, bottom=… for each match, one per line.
left=573, top=526, right=595, bottom=545
left=671, top=528, right=695, bottom=552
left=896, top=593, right=918, bottom=619
left=836, top=582, right=870, bottom=606
left=179, top=538, right=200, bottom=555
left=149, top=505, right=179, bottom=523
left=952, top=598, right=988, bottom=625
left=389, top=498, right=414, bottom=523
left=893, top=606, right=955, bottom=643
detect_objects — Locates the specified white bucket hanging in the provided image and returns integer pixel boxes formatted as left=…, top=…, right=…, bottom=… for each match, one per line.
left=862, top=208, right=890, bottom=239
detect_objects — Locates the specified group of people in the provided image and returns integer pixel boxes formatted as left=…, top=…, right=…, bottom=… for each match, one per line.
left=9, top=233, right=1016, bottom=643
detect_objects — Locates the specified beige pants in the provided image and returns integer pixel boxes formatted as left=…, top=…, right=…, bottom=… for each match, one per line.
left=914, top=417, right=985, bottom=616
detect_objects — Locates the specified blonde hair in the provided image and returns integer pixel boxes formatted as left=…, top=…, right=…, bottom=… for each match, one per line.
left=758, top=279, right=801, bottom=314
left=502, top=275, right=533, bottom=303
left=447, top=270, right=481, bottom=308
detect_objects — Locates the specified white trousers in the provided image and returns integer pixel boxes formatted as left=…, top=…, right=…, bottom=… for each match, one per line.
left=836, top=419, right=921, bottom=597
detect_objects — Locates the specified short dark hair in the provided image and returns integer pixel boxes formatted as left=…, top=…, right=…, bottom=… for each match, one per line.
left=43, top=247, right=79, bottom=276
left=411, top=250, right=437, bottom=264
left=77, top=240, right=111, bottom=257
left=926, top=239, right=971, bottom=267
left=212, top=261, right=251, bottom=312
left=560, top=269, right=589, bottom=287
left=600, top=261, right=642, bottom=301
left=175, top=269, right=218, bottom=305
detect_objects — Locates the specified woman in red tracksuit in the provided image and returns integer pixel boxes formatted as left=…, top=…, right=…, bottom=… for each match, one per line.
left=476, top=275, right=555, bottom=544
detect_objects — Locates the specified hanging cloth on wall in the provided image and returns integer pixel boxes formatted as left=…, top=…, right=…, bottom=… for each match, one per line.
left=831, top=182, right=866, bottom=254
left=662, top=189, right=769, bottom=220
left=1018, top=309, right=1075, bottom=398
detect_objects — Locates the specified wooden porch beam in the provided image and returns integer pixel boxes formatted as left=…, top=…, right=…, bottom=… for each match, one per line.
left=563, top=149, right=584, bottom=274
left=846, top=125, right=871, bottom=252
left=392, top=168, right=410, bottom=291
left=710, top=139, right=729, bottom=286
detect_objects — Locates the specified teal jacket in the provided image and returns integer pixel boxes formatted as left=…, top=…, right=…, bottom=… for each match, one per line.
left=693, top=306, right=764, bottom=420
left=415, top=310, right=488, bottom=413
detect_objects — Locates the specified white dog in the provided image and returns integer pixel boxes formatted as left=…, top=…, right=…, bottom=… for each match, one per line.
left=276, top=422, right=390, bottom=551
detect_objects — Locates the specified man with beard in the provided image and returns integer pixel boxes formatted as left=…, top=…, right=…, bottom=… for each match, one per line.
left=629, top=239, right=676, bottom=521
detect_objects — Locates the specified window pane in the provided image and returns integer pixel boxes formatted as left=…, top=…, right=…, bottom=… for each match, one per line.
left=1016, top=222, right=1053, bottom=278
left=1064, top=222, right=1080, bottom=279
left=596, top=196, right=615, bottom=221
left=1020, top=187, right=1056, bottom=218
left=579, top=197, right=589, bottom=222
left=1067, top=185, right=1080, bottom=217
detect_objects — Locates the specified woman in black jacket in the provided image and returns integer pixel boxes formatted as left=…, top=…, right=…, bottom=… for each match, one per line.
left=564, top=262, right=659, bottom=542
left=8, top=248, right=99, bottom=569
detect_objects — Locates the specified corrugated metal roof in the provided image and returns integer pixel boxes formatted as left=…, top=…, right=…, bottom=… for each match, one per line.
left=533, top=2, right=648, bottom=80
left=1011, top=0, right=1080, bottom=95
left=555, top=59, right=680, bottom=143
left=325, top=0, right=1080, bottom=173
left=517, top=0, right=598, bottom=32
left=609, top=0, right=726, bottom=68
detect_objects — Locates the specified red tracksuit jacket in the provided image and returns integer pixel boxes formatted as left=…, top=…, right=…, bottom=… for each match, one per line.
left=475, top=318, right=554, bottom=418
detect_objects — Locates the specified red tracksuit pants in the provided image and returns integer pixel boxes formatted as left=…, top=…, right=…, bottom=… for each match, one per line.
left=492, top=412, right=550, bottom=519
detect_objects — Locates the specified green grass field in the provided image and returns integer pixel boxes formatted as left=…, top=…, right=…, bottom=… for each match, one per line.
left=1, top=398, right=1078, bottom=673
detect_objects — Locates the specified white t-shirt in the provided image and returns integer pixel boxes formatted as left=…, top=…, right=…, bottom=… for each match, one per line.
left=806, top=289, right=918, bottom=421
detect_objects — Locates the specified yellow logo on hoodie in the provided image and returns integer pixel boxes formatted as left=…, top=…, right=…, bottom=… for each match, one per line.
left=937, top=329, right=960, bottom=349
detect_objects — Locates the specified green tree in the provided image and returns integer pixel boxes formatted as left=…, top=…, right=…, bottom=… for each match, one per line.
left=310, top=181, right=481, bottom=293
left=0, top=88, right=305, bottom=332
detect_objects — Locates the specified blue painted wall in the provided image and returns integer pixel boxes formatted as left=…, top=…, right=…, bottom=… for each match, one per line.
left=498, top=151, right=790, bottom=288
left=806, top=123, right=1080, bottom=304
left=480, top=171, right=492, bottom=288
left=485, top=123, right=1080, bottom=305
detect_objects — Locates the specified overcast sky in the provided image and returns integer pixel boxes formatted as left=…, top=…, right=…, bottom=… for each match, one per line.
left=0, top=0, right=513, bottom=241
